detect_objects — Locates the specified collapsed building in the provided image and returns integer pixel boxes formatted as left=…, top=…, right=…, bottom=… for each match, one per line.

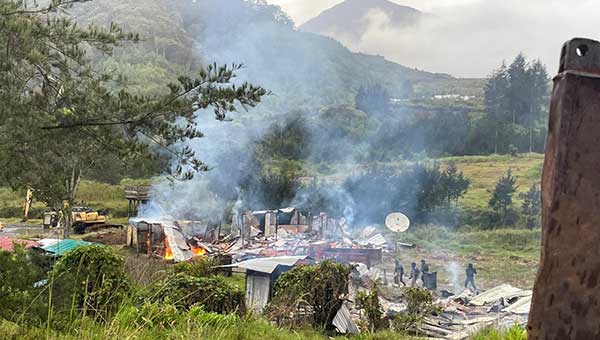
left=125, top=207, right=534, bottom=338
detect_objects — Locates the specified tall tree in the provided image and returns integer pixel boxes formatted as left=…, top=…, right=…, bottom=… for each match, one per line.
left=0, top=0, right=267, bottom=223
left=526, top=60, right=550, bottom=152
left=484, top=63, right=510, bottom=154
left=507, top=53, right=529, bottom=125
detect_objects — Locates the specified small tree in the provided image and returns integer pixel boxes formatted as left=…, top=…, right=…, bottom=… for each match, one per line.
left=442, top=161, right=471, bottom=204
left=356, top=285, right=384, bottom=331
left=489, top=169, right=519, bottom=224
left=520, top=183, right=541, bottom=229
left=267, top=261, right=352, bottom=330
left=392, top=287, right=441, bottom=335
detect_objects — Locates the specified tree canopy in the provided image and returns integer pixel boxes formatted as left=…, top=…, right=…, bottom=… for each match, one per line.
left=0, top=0, right=267, bottom=207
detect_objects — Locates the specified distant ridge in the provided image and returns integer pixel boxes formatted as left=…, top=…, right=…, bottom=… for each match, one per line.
left=300, top=0, right=425, bottom=41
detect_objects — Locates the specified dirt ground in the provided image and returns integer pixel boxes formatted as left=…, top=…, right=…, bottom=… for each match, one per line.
left=82, top=229, right=128, bottom=245
left=0, top=221, right=60, bottom=239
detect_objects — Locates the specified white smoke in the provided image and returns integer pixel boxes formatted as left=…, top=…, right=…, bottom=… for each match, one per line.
left=446, top=261, right=463, bottom=293
left=290, top=0, right=600, bottom=77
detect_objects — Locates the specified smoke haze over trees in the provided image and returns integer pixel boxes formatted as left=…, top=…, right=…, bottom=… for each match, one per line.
left=0, top=0, right=548, bottom=231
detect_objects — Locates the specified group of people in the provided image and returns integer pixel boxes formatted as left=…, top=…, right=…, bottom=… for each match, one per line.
left=393, top=259, right=478, bottom=291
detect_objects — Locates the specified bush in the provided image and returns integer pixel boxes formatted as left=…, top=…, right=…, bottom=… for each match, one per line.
left=356, top=286, right=385, bottom=331
left=51, top=245, right=130, bottom=321
left=392, top=287, right=441, bottom=335
left=268, top=261, right=352, bottom=330
left=0, top=246, right=47, bottom=324
left=171, top=257, right=219, bottom=277
left=148, top=273, right=245, bottom=314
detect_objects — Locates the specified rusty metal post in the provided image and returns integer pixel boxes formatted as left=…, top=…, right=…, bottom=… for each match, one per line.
left=528, top=38, right=600, bottom=340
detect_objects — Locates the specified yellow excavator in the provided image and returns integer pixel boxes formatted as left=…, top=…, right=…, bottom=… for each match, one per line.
left=43, top=206, right=122, bottom=234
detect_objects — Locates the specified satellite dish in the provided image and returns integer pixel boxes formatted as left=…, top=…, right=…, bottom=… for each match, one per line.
left=385, top=213, right=410, bottom=233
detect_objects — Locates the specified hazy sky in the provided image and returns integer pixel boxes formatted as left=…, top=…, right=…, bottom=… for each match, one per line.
left=267, top=0, right=600, bottom=77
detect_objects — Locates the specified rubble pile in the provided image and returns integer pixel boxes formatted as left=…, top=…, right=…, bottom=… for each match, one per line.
left=419, top=284, right=531, bottom=339
left=127, top=208, right=392, bottom=267
left=125, top=208, right=531, bottom=338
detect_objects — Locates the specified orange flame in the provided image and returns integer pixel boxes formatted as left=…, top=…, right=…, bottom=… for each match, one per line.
left=191, top=246, right=207, bottom=257
left=164, top=240, right=174, bottom=260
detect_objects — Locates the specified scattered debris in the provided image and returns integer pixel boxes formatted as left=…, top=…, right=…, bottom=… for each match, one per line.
left=333, top=303, right=360, bottom=334
left=424, top=284, right=532, bottom=339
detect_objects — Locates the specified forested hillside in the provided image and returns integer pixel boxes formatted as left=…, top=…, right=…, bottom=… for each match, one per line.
left=71, top=0, right=476, bottom=111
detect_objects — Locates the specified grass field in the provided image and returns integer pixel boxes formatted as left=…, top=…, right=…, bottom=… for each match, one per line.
left=441, top=154, right=544, bottom=211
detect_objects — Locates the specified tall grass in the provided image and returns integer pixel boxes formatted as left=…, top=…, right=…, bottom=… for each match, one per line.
left=470, top=325, right=527, bottom=340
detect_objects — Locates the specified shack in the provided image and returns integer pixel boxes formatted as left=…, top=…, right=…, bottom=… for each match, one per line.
left=220, top=255, right=313, bottom=311
left=127, top=219, right=205, bottom=261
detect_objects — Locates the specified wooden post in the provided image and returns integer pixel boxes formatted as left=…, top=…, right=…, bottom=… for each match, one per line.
left=217, top=222, right=221, bottom=242
left=528, top=38, right=600, bottom=340
left=241, top=214, right=245, bottom=248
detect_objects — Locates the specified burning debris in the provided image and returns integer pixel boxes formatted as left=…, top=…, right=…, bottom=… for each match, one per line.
left=124, top=207, right=531, bottom=338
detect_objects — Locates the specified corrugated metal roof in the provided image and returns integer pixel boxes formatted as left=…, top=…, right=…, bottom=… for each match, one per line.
left=333, top=303, right=360, bottom=334
left=41, top=239, right=94, bottom=256
left=469, top=284, right=530, bottom=306
left=0, top=237, right=38, bottom=252
left=504, top=295, right=532, bottom=314
left=37, top=239, right=59, bottom=247
left=221, top=255, right=311, bottom=274
left=164, top=226, right=193, bottom=262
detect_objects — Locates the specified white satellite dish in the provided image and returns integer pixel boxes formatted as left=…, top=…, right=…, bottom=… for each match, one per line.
left=385, top=213, right=411, bottom=233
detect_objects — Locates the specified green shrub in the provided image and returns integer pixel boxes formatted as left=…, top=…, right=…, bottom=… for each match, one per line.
left=171, top=257, right=216, bottom=277
left=392, top=287, right=441, bottom=335
left=470, top=324, right=527, bottom=340
left=356, top=286, right=385, bottom=331
left=148, top=273, right=245, bottom=314
left=51, top=245, right=130, bottom=321
left=268, top=260, right=352, bottom=330
left=0, top=246, right=47, bottom=324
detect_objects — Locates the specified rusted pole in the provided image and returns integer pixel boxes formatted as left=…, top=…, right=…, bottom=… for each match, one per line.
left=528, top=38, right=600, bottom=340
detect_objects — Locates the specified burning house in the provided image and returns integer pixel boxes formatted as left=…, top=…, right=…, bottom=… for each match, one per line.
left=127, top=219, right=207, bottom=261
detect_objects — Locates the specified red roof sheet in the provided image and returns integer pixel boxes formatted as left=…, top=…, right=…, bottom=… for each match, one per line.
left=0, top=237, right=39, bottom=252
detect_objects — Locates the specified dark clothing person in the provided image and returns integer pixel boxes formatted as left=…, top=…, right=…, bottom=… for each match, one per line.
left=409, top=263, right=420, bottom=287
left=420, top=260, right=430, bottom=274
left=465, top=263, right=478, bottom=291
left=394, top=260, right=406, bottom=286
left=420, top=260, right=430, bottom=285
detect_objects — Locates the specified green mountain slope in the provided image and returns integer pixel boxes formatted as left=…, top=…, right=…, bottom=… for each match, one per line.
left=71, top=0, right=476, bottom=110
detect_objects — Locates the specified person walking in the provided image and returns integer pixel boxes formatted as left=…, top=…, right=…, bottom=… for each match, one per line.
left=420, top=259, right=430, bottom=285
left=409, top=262, right=420, bottom=287
left=394, top=259, right=406, bottom=286
left=465, top=263, right=478, bottom=291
